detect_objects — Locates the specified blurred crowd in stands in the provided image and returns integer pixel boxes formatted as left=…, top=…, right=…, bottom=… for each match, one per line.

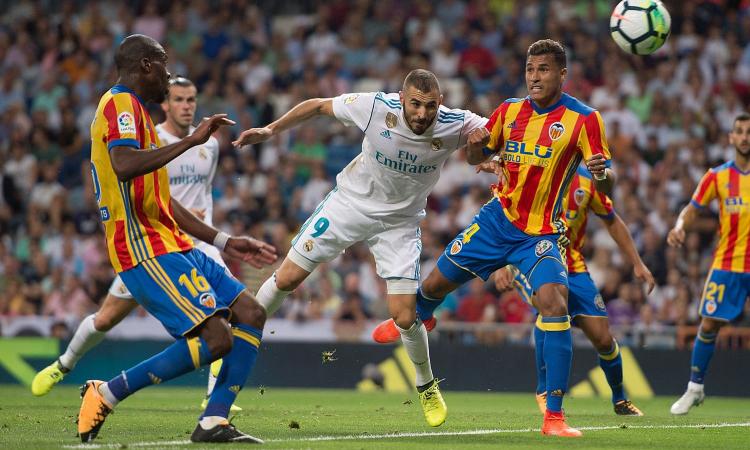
left=2, top=0, right=750, bottom=340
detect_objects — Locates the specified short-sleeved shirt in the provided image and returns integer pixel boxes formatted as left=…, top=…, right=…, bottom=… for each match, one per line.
left=564, top=166, right=615, bottom=273
left=691, top=161, right=750, bottom=272
left=484, top=93, right=611, bottom=235
left=90, top=84, right=192, bottom=273
left=331, top=92, right=487, bottom=219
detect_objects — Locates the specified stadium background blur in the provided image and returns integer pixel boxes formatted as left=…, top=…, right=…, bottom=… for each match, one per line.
left=1, top=0, right=749, bottom=350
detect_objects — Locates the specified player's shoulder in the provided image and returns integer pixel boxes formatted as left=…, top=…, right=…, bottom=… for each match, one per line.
left=373, top=92, right=402, bottom=110
left=709, top=160, right=735, bottom=174
left=437, top=104, right=466, bottom=124
left=560, top=93, right=596, bottom=117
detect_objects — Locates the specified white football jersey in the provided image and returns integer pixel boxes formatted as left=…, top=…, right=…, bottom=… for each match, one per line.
left=332, top=92, right=487, bottom=218
left=157, top=124, right=219, bottom=226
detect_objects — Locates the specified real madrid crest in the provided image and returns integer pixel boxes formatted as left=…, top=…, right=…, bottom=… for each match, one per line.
left=431, top=138, right=443, bottom=151
left=385, top=112, right=398, bottom=128
left=303, top=239, right=314, bottom=252
left=198, top=147, right=207, bottom=159
left=344, top=94, right=359, bottom=104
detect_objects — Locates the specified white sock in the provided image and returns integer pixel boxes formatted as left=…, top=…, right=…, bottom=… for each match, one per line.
left=199, top=416, right=227, bottom=429
left=397, top=321, right=434, bottom=387
left=256, top=273, right=291, bottom=316
left=206, top=371, right=217, bottom=397
left=688, top=381, right=704, bottom=392
left=98, top=382, right=120, bottom=407
left=59, top=314, right=106, bottom=370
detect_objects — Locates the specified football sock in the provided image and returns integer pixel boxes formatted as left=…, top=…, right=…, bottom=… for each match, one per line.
left=689, top=328, right=717, bottom=384
left=105, top=336, right=212, bottom=405
left=206, top=359, right=222, bottom=398
left=533, top=322, right=547, bottom=394
left=415, top=289, right=444, bottom=322
left=202, top=324, right=262, bottom=419
left=59, top=314, right=105, bottom=370
left=256, top=273, right=291, bottom=316
left=397, top=320, right=434, bottom=387
left=538, top=315, right=572, bottom=413
left=598, top=340, right=625, bottom=403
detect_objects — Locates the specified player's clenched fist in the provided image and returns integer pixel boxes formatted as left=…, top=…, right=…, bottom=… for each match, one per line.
left=494, top=266, right=516, bottom=292
left=232, top=127, right=274, bottom=147
left=467, top=127, right=490, bottom=147
left=585, top=154, right=608, bottom=179
left=666, top=227, right=686, bottom=248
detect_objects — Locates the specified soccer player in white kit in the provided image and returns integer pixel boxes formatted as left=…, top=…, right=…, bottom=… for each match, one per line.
left=32, top=76, right=239, bottom=410
left=232, top=69, right=490, bottom=427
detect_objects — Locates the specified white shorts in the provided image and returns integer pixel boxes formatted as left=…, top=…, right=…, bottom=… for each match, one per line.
left=290, top=188, right=423, bottom=285
left=107, top=241, right=227, bottom=300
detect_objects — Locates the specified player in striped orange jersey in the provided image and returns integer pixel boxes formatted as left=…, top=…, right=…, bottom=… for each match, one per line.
left=76, top=35, right=277, bottom=444
left=669, top=112, right=750, bottom=415
left=495, top=165, right=655, bottom=417
left=373, top=39, right=614, bottom=437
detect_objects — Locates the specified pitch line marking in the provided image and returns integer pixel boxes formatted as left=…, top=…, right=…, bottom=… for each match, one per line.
left=63, top=421, right=750, bottom=448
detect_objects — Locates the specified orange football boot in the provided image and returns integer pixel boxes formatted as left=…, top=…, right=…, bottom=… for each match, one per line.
left=372, top=317, right=437, bottom=343
left=541, top=409, right=582, bottom=437
left=78, top=380, right=113, bottom=442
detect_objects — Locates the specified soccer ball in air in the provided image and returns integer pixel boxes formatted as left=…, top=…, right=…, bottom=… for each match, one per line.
left=610, top=0, right=671, bottom=55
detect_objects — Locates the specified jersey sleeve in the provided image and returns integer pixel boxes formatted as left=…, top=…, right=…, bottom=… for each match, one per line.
left=691, top=170, right=717, bottom=208
left=457, top=111, right=489, bottom=146
left=484, top=103, right=507, bottom=154
left=102, top=93, right=142, bottom=150
left=589, top=188, right=615, bottom=219
left=331, top=92, right=378, bottom=130
left=578, top=110, right=612, bottom=168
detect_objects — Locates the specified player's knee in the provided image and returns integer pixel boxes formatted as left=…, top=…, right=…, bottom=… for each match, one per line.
left=592, top=334, right=615, bottom=353
left=421, top=271, right=452, bottom=299
left=232, top=294, right=268, bottom=329
left=93, top=313, right=117, bottom=332
left=392, top=309, right=417, bottom=330
left=535, top=284, right=568, bottom=317
left=700, top=318, right=723, bottom=334
left=201, top=317, right=234, bottom=359
left=274, top=270, right=303, bottom=292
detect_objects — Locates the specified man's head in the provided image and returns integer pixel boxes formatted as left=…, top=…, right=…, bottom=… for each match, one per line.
left=161, top=76, right=197, bottom=130
left=730, top=112, right=750, bottom=158
left=525, top=39, right=567, bottom=107
left=115, top=34, right=170, bottom=103
left=399, top=69, right=442, bottom=135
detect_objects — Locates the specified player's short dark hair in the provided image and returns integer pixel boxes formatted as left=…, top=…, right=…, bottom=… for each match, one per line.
left=114, top=34, right=165, bottom=73
left=527, top=39, right=567, bottom=68
left=168, top=75, right=194, bottom=88
left=734, top=112, right=750, bottom=125
left=403, top=69, right=440, bottom=93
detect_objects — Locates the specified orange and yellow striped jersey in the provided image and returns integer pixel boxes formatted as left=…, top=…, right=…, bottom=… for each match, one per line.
left=564, top=166, right=615, bottom=273
left=485, top=93, right=611, bottom=235
left=90, top=84, right=193, bottom=273
left=691, top=161, right=750, bottom=273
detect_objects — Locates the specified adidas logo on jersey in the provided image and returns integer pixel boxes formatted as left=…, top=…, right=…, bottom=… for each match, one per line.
left=380, top=130, right=392, bottom=139
left=507, top=121, right=516, bottom=129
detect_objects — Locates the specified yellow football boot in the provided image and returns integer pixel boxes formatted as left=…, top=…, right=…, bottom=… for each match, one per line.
left=31, top=360, right=67, bottom=396
left=418, top=379, right=447, bottom=427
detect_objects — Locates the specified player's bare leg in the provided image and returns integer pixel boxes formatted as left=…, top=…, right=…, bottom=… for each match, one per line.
left=671, top=317, right=724, bottom=415
left=372, top=268, right=457, bottom=343
left=388, top=289, right=446, bottom=426
left=577, top=316, right=643, bottom=416
left=535, top=283, right=581, bottom=437
left=32, top=295, right=138, bottom=396
left=255, top=256, right=311, bottom=315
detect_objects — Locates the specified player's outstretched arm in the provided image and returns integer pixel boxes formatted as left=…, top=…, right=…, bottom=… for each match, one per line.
left=110, top=114, right=235, bottom=182
left=602, top=212, right=655, bottom=294
left=667, top=203, right=698, bottom=248
left=170, top=198, right=277, bottom=268
left=232, top=98, right=334, bottom=147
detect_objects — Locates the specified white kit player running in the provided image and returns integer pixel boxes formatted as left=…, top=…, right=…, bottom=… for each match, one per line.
left=32, top=76, right=239, bottom=411
left=232, top=69, right=491, bottom=427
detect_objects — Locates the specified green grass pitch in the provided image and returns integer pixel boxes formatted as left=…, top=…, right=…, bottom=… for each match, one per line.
left=1, top=386, right=748, bottom=449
